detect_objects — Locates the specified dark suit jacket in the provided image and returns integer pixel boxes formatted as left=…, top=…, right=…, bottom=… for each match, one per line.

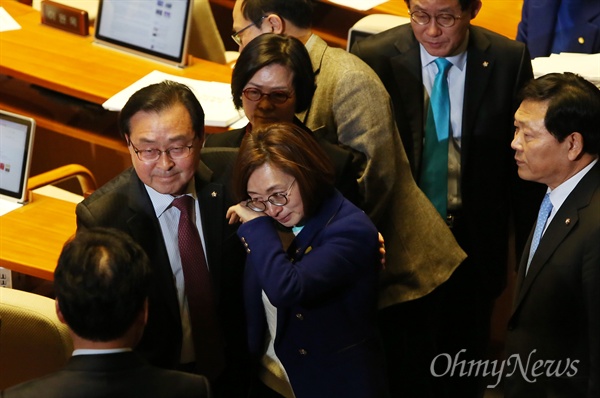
left=505, top=162, right=600, bottom=398
left=75, top=163, right=249, bottom=394
left=352, top=24, right=545, bottom=297
left=1, top=352, right=211, bottom=398
left=517, top=0, right=600, bottom=58
left=204, top=120, right=361, bottom=207
left=238, top=190, right=388, bottom=398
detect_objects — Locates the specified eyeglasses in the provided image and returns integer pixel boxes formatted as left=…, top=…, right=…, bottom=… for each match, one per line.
left=242, top=87, right=293, bottom=105
left=231, top=16, right=267, bottom=46
left=408, top=10, right=462, bottom=28
left=246, top=179, right=296, bottom=212
left=129, top=140, right=195, bottom=162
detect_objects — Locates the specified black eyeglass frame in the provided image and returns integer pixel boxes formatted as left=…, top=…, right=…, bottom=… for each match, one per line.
left=231, top=15, right=267, bottom=46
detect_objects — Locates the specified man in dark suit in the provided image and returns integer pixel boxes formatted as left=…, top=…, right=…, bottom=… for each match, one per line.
left=505, top=72, right=599, bottom=398
left=352, top=0, right=544, bottom=396
left=2, top=227, right=211, bottom=398
left=74, top=81, right=249, bottom=397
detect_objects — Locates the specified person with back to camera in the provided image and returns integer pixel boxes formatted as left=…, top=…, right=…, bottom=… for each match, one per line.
left=1, top=227, right=212, bottom=398
left=225, top=123, right=389, bottom=398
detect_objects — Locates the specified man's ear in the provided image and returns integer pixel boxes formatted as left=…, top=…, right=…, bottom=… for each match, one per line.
left=470, top=1, right=482, bottom=19
left=567, top=132, right=585, bottom=161
left=265, top=13, right=284, bottom=34
left=55, top=299, right=67, bottom=325
left=141, top=298, right=149, bottom=326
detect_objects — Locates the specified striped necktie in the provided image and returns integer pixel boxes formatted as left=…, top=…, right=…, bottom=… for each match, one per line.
left=526, top=193, right=553, bottom=274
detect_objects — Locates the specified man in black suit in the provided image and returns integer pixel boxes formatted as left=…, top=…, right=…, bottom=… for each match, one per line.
left=505, top=72, right=599, bottom=398
left=352, top=0, right=544, bottom=396
left=2, top=227, right=211, bottom=398
left=74, top=81, right=249, bottom=397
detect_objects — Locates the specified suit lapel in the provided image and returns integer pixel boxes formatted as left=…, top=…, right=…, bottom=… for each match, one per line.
left=461, top=28, right=494, bottom=169
left=196, top=162, right=225, bottom=301
left=288, top=192, right=344, bottom=263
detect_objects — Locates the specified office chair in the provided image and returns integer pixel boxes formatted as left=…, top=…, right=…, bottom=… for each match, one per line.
left=27, top=164, right=97, bottom=202
left=0, top=288, right=73, bottom=390
left=347, top=14, right=410, bottom=51
left=188, top=0, right=240, bottom=65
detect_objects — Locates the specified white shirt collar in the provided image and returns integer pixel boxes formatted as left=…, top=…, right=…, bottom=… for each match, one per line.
left=547, top=158, right=598, bottom=220
left=145, top=177, right=197, bottom=218
left=72, top=348, right=132, bottom=356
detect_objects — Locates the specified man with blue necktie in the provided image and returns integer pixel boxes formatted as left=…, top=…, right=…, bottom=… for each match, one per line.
left=352, top=0, right=545, bottom=396
left=506, top=72, right=599, bottom=398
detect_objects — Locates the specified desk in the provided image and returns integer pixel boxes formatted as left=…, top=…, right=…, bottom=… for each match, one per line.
left=0, top=0, right=234, bottom=187
left=0, top=193, right=76, bottom=281
left=210, top=0, right=523, bottom=50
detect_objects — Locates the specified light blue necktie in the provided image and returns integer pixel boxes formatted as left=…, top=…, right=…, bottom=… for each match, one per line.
left=420, top=58, right=452, bottom=218
left=526, top=193, right=553, bottom=273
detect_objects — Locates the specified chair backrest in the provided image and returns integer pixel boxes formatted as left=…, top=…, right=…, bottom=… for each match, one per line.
left=347, top=14, right=410, bottom=51
left=0, top=288, right=73, bottom=390
left=188, top=0, right=228, bottom=64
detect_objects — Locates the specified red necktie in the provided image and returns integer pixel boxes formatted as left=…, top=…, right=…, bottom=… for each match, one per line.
left=171, top=195, right=225, bottom=380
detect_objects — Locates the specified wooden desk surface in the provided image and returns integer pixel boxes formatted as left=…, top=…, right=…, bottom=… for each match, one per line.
left=0, top=194, right=76, bottom=281
left=210, top=0, right=522, bottom=50
left=0, top=0, right=234, bottom=105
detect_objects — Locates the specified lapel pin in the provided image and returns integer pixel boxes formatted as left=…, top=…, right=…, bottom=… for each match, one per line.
left=211, top=191, right=217, bottom=198
left=565, top=218, right=571, bottom=225
left=483, top=61, right=489, bottom=68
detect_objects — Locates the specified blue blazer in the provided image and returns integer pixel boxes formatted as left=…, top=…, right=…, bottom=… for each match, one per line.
left=517, top=0, right=600, bottom=58
left=237, top=191, right=388, bottom=398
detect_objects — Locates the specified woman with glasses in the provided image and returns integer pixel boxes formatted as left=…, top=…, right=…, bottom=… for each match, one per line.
left=226, top=122, right=388, bottom=398
left=204, top=33, right=360, bottom=206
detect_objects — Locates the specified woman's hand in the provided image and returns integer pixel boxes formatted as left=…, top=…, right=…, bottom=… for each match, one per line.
left=226, top=203, right=267, bottom=224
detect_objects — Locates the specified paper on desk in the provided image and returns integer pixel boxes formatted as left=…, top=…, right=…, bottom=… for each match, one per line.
left=327, top=0, right=388, bottom=11
left=532, top=52, right=600, bottom=86
left=102, top=70, right=244, bottom=127
left=0, top=7, right=21, bottom=32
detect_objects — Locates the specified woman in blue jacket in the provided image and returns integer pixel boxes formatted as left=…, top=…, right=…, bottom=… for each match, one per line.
left=226, top=123, right=388, bottom=398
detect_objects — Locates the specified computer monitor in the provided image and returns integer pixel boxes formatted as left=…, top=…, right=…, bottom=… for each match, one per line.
left=95, top=0, right=193, bottom=68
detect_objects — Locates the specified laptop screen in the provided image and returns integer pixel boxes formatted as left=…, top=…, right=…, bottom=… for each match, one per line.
left=0, top=110, right=35, bottom=205
left=94, top=0, right=193, bottom=68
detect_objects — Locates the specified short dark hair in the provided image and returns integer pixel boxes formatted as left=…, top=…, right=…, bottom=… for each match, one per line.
left=520, top=72, right=600, bottom=155
left=54, top=227, right=152, bottom=342
left=404, top=0, right=479, bottom=11
left=233, top=122, right=335, bottom=217
left=231, top=33, right=315, bottom=113
left=119, top=80, right=205, bottom=142
left=240, top=0, right=314, bottom=29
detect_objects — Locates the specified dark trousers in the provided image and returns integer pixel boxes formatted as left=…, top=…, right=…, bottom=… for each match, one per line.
left=379, top=257, right=494, bottom=398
